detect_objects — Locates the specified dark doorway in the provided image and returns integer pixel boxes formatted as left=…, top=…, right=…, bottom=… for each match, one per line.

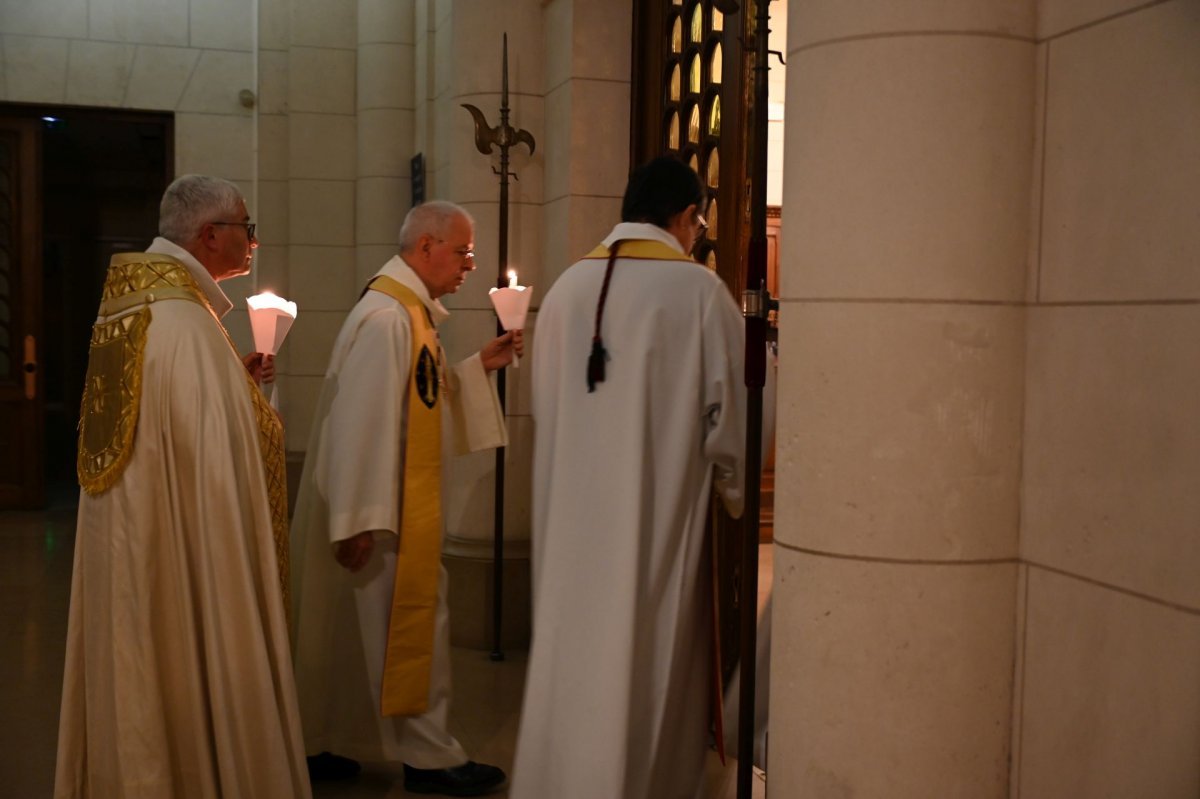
left=0, top=104, right=172, bottom=507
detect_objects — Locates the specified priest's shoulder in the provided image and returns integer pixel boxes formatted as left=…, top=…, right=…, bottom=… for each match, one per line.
left=341, top=301, right=413, bottom=346
left=137, top=302, right=244, bottom=379
left=352, top=298, right=411, bottom=328
left=144, top=294, right=228, bottom=336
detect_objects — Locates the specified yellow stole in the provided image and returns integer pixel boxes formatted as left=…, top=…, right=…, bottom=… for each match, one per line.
left=580, top=238, right=697, bottom=263
left=366, top=274, right=445, bottom=717
left=76, top=254, right=291, bottom=611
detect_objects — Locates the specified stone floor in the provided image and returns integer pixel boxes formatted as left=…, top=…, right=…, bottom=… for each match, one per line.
left=0, top=492, right=767, bottom=798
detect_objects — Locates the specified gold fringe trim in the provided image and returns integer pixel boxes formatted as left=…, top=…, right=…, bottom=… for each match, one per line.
left=244, top=376, right=291, bottom=617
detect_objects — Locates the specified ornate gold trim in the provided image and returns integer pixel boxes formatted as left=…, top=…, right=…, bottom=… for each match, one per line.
left=245, top=376, right=290, bottom=616
left=100, top=255, right=205, bottom=305
left=77, top=307, right=152, bottom=495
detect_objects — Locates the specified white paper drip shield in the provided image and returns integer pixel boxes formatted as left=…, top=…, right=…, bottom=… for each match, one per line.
left=487, top=285, right=532, bottom=331
left=246, top=291, right=298, bottom=355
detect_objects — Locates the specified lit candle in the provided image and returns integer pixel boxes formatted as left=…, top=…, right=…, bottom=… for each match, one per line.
left=246, top=290, right=298, bottom=409
left=488, top=272, right=533, bottom=369
left=246, top=291, right=298, bottom=355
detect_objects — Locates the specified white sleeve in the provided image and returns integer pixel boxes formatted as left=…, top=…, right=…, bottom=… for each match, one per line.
left=322, top=308, right=410, bottom=543
left=447, top=352, right=509, bottom=455
left=703, top=281, right=748, bottom=518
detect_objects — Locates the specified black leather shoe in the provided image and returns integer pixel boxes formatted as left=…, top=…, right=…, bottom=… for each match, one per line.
left=306, top=751, right=361, bottom=781
left=403, top=761, right=507, bottom=796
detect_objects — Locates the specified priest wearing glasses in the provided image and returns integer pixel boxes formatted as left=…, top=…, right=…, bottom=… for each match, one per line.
left=291, top=201, right=520, bottom=796
left=56, top=174, right=309, bottom=798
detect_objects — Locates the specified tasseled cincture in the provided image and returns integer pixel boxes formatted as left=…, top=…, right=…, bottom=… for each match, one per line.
left=587, top=241, right=622, bottom=393
left=587, top=336, right=608, bottom=392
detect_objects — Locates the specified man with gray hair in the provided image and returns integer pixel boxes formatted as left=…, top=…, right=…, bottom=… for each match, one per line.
left=291, top=200, right=519, bottom=795
left=55, top=175, right=311, bottom=797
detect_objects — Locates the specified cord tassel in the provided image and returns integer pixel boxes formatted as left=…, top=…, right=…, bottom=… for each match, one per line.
left=586, top=241, right=621, bottom=393
left=587, top=337, right=608, bottom=392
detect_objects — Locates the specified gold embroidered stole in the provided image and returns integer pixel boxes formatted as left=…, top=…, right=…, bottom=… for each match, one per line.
left=366, top=274, right=445, bottom=717
left=77, top=254, right=290, bottom=610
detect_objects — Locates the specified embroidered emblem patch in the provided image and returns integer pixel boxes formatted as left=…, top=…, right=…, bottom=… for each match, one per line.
left=415, top=344, right=439, bottom=409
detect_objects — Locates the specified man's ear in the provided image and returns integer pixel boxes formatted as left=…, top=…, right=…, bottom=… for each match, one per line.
left=197, top=223, right=218, bottom=250
left=668, top=203, right=697, bottom=232
left=671, top=203, right=697, bottom=227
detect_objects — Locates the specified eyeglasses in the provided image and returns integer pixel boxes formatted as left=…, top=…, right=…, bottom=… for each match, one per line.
left=435, top=238, right=475, bottom=261
left=696, top=212, right=708, bottom=235
left=212, top=221, right=257, bottom=240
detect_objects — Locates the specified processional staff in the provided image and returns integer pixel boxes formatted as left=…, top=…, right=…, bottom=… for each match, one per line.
left=461, top=32, right=536, bottom=663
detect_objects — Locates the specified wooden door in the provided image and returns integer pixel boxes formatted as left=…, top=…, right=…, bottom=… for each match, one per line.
left=631, top=0, right=756, bottom=689
left=632, top=0, right=752, bottom=293
left=0, top=117, right=43, bottom=508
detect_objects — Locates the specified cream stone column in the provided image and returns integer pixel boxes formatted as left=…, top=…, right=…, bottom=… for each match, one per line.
left=411, top=0, right=630, bottom=648
left=771, top=2, right=1036, bottom=795
left=540, top=0, right=633, bottom=283
left=414, top=0, right=547, bottom=648
left=354, top=0, right=416, bottom=289
left=279, top=0, right=359, bottom=450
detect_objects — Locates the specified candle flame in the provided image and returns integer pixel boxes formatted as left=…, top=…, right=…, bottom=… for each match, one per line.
left=507, top=269, right=518, bottom=289
left=247, top=290, right=297, bottom=317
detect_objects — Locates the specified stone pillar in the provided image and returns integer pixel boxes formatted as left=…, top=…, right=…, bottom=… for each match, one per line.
left=771, top=2, right=1036, bottom=794
left=419, top=0, right=547, bottom=649
left=416, top=0, right=630, bottom=649
left=280, top=0, right=359, bottom=450
left=355, top=0, right=416, bottom=289
left=541, top=0, right=633, bottom=285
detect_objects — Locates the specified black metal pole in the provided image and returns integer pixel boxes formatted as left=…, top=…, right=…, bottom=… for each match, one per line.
left=738, top=1, right=773, bottom=796
left=461, top=32, right=534, bottom=665
left=489, top=33, right=514, bottom=663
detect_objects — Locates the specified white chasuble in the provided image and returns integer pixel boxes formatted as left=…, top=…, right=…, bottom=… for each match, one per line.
left=290, top=256, right=505, bottom=767
left=55, top=250, right=310, bottom=799
left=512, top=223, right=746, bottom=799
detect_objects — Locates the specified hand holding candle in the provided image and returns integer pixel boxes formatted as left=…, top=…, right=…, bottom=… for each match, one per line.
left=488, top=269, right=532, bottom=367
left=246, top=291, right=298, bottom=406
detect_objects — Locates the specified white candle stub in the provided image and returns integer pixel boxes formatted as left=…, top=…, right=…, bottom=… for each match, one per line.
left=507, top=269, right=518, bottom=289
left=246, top=291, right=298, bottom=355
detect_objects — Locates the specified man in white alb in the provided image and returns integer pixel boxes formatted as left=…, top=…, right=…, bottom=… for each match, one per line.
left=512, top=157, right=746, bottom=798
left=291, top=201, right=519, bottom=797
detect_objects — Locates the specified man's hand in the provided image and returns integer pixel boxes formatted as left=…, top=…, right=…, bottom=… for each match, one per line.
left=335, top=531, right=374, bottom=572
left=243, top=352, right=276, bottom=386
left=480, top=330, right=525, bottom=373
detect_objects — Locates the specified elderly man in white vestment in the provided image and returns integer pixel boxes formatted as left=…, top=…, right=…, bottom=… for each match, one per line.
left=512, top=157, right=746, bottom=799
left=290, top=201, right=519, bottom=796
left=54, top=175, right=311, bottom=798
